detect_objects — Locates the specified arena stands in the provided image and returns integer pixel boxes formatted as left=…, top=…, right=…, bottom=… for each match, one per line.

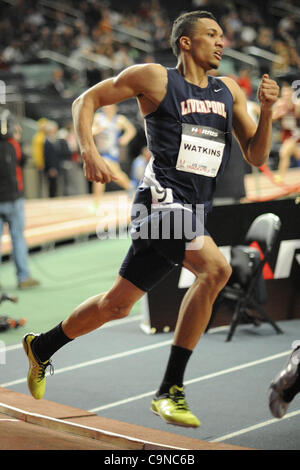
left=0, top=0, right=299, bottom=198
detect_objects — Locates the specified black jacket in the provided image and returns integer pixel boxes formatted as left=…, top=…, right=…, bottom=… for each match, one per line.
left=0, top=140, right=23, bottom=202
left=44, top=138, right=72, bottom=172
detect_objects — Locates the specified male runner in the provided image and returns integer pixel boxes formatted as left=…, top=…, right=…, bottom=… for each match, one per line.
left=23, top=11, right=279, bottom=428
left=92, top=103, right=136, bottom=205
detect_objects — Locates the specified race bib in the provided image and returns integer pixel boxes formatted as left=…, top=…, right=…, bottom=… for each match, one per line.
left=176, top=123, right=225, bottom=177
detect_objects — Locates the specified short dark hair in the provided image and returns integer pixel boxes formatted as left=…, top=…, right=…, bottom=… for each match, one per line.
left=170, top=10, right=217, bottom=57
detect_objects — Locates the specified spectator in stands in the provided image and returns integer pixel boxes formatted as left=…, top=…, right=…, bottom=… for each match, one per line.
left=254, top=27, right=274, bottom=50
left=274, top=15, right=300, bottom=73
left=113, top=44, right=134, bottom=73
left=64, top=122, right=80, bottom=163
left=45, top=68, right=73, bottom=98
left=32, top=118, right=48, bottom=197
left=2, top=40, right=24, bottom=65
left=0, top=114, right=40, bottom=289
left=46, top=68, right=65, bottom=96
left=272, top=84, right=300, bottom=180
left=56, top=127, right=78, bottom=196
left=1, top=0, right=298, bottom=90
left=278, top=14, right=298, bottom=43
left=44, top=121, right=60, bottom=198
left=238, top=8, right=261, bottom=47
left=271, top=41, right=292, bottom=75
left=37, top=26, right=52, bottom=51
left=236, top=68, right=252, bottom=99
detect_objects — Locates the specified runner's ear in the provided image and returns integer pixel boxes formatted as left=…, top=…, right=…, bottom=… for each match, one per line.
left=179, top=36, right=191, bottom=51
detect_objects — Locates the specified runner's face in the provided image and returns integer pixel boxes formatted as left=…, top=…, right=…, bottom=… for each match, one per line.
left=185, top=19, right=224, bottom=70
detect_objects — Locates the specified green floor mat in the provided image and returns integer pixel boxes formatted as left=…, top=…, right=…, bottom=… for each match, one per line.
left=0, top=237, right=142, bottom=346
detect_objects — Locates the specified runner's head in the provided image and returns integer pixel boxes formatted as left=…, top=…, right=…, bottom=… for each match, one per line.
left=171, top=11, right=224, bottom=70
left=103, top=104, right=118, bottom=118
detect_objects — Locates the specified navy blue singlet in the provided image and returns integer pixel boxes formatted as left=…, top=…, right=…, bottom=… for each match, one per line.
left=119, top=68, right=234, bottom=290
left=141, top=67, right=234, bottom=212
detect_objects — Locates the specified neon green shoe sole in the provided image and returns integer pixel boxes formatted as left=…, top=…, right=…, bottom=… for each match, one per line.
left=22, top=333, right=53, bottom=400
left=151, top=385, right=201, bottom=428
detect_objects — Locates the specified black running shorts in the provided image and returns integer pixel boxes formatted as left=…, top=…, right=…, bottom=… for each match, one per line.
left=119, top=187, right=210, bottom=292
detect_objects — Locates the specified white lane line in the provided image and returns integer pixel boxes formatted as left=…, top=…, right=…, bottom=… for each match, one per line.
left=0, top=338, right=173, bottom=388
left=88, top=350, right=291, bottom=413
left=1, top=320, right=230, bottom=353
left=1, top=344, right=22, bottom=352
left=0, top=418, right=19, bottom=422
left=89, top=390, right=157, bottom=412
left=0, top=402, right=186, bottom=451
left=206, top=325, right=230, bottom=334
left=184, top=350, right=291, bottom=387
left=0, top=315, right=142, bottom=353
left=210, top=409, right=300, bottom=443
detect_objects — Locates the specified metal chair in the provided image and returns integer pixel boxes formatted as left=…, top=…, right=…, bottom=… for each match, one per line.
left=206, top=213, right=284, bottom=341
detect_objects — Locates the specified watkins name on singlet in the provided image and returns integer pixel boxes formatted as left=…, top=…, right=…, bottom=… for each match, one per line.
left=181, top=99, right=227, bottom=118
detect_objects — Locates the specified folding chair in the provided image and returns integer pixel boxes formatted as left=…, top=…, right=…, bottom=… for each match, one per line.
left=207, top=213, right=284, bottom=341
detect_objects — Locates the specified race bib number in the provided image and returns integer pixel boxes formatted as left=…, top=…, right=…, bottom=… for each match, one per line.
left=176, top=124, right=225, bottom=177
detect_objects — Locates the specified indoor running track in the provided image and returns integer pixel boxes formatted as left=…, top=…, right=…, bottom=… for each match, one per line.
left=1, top=316, right=300, bottom=450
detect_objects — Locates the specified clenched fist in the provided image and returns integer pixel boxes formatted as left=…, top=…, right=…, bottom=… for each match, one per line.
left=81, top=148, right=118, bottom=184
left=257, top=74, right=280, bottom=109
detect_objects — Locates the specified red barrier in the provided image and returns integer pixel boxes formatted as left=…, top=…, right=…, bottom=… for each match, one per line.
left=244, top=165, right=300, bottom=202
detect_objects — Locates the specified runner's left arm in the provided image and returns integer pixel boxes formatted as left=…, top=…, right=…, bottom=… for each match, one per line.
left=225, top=75, right=279, bottom=167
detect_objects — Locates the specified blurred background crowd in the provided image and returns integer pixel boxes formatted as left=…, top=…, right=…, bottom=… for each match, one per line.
left=0, top=0, right=299, bottom=199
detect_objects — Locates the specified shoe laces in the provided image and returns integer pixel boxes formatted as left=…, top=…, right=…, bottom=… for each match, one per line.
left=170, top=388, right=189, bottom=411
left=35, top=359, right=54, bottom=382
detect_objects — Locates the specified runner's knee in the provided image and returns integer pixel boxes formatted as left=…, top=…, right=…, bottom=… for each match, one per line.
left=193, top=258, right=232, bottom=291
left=210, top=260, right=232, bottom=289
left=98, top=293, right=132, bottom=321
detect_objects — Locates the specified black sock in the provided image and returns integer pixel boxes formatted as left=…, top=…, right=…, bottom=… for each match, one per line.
left=156, top=345, right=193, bottom=397
left=32, top=322, right=73, bottom=362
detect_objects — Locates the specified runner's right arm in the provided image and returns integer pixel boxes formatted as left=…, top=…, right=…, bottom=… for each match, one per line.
left=72, top=64, right=165, bottom=183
